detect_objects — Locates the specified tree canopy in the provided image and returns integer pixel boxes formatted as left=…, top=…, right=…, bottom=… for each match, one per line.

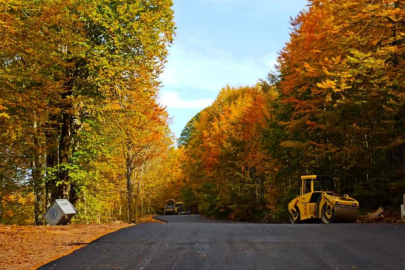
left=0, top=0, right=178, bottom=224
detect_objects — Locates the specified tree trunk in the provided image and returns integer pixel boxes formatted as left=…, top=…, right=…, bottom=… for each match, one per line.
left=56, top=64, right=77, bottom=201
left=135, top=164, right=144, bottom=223
left=33, top=121, right=45, bottom=225
left=0, top=176, right=4, bottom=221
left=32, top=156, right=44, bottom=225
left=147, top=196, right=151, bottom=214
left=69, top=116, right=81, bottom=205
left=45, top=120, right=59, bottom=208
left=126, top=155, right=133, bottom=223
left=135, top=176, right=141, bottom=223
left=58, top=112, right=71, bottom=199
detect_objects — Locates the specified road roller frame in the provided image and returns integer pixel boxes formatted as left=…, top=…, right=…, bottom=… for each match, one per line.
left=288, top=175, right=359, bottom=224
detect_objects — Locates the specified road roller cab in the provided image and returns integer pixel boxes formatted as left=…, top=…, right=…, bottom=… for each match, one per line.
left=175, top=202, right=184, bottom=214
left=164, top=199, right=177, bottom=215
left=288, top=175, right=359, bottom=224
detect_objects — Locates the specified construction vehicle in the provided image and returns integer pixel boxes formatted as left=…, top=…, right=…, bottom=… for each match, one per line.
left=175, top=202, right=184, bottom=214
left=164, top=199, right=177, bottom=215
left=288, top=175, right=359, bottom=224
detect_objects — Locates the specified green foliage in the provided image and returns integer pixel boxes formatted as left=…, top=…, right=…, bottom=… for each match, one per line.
left=197, top=182, right=226, bottom=219
left=180, top=184, right=197, bottom=209
left=178, top=112, right=201, bottom=147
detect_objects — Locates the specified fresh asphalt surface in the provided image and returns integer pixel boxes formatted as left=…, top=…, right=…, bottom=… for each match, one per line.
left=38, top=215, right=405, bottom=270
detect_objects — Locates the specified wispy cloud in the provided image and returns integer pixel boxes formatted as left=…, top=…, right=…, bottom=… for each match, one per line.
left=159, top=91, right=213, bottom=109
left=160, top=40, right=278, bottom=92
left=263, top=52, right=279, bottom=72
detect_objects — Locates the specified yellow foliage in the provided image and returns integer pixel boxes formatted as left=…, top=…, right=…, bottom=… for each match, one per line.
left=317, top=79, right=336, bottom=90
left=0, top=112, right=9, bottom=119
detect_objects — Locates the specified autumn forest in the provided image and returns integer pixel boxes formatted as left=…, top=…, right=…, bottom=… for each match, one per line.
left=1, top=0, right=405, bottom=225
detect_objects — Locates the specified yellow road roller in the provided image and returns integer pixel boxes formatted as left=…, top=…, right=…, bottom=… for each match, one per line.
left=288, top=175, right=359, bottom=224
left=164, top=199, right=177, bottom=215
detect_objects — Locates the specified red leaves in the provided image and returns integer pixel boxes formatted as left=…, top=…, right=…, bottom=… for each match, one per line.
left=306, top=120, right=318, bottom=129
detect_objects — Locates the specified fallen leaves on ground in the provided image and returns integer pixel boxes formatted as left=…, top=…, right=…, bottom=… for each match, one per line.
left=358, top=207, right=405, bottom=223
left=0, top=222, right=134, bottom=270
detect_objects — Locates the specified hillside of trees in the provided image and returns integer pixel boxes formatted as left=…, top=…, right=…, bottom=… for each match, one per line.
left=178, top=0, right=405, bottom=222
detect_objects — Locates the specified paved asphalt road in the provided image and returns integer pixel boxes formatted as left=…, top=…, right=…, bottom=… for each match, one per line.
left=39, top=215, right=405, bottom=270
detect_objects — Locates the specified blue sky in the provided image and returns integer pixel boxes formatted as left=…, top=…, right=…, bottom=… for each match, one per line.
left=158, top=0, right=308, bottom=139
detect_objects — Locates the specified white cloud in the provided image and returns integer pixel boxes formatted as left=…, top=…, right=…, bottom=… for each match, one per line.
left=159, top=91, right=213, bottom=109
left=160, top=40, right=278, bottom=92
left=263, top=52, right=279, bottom=72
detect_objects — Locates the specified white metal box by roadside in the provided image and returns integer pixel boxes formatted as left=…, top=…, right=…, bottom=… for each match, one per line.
left=44, top=199, right=77, bottom=225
